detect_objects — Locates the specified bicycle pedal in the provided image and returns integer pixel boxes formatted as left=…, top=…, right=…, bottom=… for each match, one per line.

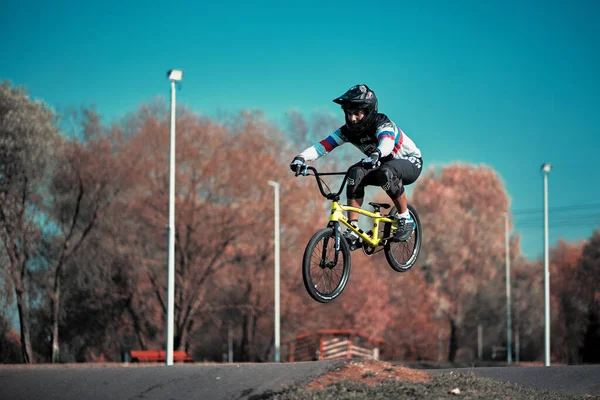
left=348, top=240, right=362, bottom=251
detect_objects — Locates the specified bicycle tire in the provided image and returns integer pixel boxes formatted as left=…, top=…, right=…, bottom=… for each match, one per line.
left=384, top=204, right=422, bottom=272
left=302, top=227, right=351, bottom=303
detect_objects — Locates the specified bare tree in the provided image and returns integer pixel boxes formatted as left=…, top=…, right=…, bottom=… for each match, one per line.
left=0, top=81, right=60, bottom=362
left=46, top=107, right=128, bottom=362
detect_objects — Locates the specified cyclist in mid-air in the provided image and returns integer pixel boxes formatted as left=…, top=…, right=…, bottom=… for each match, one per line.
left=290, top=84, right=423, bottom=247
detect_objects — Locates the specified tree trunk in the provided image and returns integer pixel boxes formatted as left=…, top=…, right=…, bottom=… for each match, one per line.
left=448, top=317, right=458, bottom=363
left=177, top=319, right=193, bottom=352
left=15, top=285, right=33, bottom=363
left=263, top=335, right=274, bottom=362
left=173, top=329, right=182, bottom=352
left=51, top=272, right=61, bottom=363
left=126, top=300, right=147, bottom=350
left=240, top=314, right=249, bottom=362
left=48, top=182, right=100, bottom=363
left=250, top=313, right=259, bottom=361
left=582, top=304, right=600, bottom=363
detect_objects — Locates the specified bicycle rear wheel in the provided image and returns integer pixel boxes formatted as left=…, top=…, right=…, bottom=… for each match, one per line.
left=384, top=204, right=422, bottom=272
left=302, top=227, right=351, bottom=303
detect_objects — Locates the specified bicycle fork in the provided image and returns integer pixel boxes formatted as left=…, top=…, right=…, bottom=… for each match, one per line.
left=320, top=221, right=342, bottom=268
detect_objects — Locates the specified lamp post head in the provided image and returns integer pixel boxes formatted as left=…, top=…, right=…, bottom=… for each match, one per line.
left=541, top=163, right=552, bottom=174
left=168, top=69, right=184, bottom=82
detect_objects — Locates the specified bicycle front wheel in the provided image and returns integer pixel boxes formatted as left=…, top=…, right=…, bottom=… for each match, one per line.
left=384, top=204, right=422, bottom=272
left=302, top=227, right=351, bottom=303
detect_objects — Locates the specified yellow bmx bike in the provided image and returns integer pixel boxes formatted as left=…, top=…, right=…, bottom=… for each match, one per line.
left=294, top=163, right=422, bottom=303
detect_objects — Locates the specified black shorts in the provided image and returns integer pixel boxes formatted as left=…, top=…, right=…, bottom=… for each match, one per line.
left=346, top=156, right=423, bottom=199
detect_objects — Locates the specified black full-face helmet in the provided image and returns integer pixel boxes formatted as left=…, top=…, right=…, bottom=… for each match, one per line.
left=332, top=84, right=378, bottom=134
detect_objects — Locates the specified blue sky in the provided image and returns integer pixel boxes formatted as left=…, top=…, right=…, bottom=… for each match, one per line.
left=2, top=0, right=599, bottom=260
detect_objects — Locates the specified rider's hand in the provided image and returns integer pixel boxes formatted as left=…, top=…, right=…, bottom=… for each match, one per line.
left=360, top=152, right=381, bottom=169
left=290, top=156, right=305, bottom=173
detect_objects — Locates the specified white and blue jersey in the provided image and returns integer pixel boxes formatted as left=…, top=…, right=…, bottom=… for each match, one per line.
left=299, top=114, right=421, bottom=161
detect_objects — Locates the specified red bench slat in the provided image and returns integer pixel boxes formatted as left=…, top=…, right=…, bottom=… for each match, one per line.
left=129, top=350, right=193, bottom=362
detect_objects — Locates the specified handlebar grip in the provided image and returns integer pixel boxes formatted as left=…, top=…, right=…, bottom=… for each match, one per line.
left=294, top=165, right=313, bottom=176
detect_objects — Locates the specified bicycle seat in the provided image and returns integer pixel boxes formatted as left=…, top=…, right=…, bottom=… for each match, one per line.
left=368, top=202, right=391, bottom=211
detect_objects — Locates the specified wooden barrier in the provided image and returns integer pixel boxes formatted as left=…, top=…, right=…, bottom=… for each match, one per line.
left=283, top=329, right=385, bottom=362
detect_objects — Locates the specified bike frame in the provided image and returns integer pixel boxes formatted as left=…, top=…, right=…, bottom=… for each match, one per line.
left=298, top=163, right=397, bottom=248
left=330, top=202, right=396, bottom=248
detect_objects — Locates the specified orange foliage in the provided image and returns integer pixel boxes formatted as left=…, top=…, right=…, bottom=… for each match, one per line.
left=408, top=163, right=512, bottom=361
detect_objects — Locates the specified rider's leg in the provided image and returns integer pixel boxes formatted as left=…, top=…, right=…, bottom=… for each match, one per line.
left=345, top=166, right=374, bottom=249
left=391, top=192, right=408, bottom=215
left=346, top=165, right=370, bottom=223
left=347, top=197, right=363, bottom=223
left=374, top=158, right=423, bottom=240
left=375, top=158, right=423, bottom=206
left=344, top=197, right=363, bottom=249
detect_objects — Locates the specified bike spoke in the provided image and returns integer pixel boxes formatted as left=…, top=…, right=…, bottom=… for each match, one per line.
left=390, top=232, right=417, bottom=264
left=308, top=235, right=344, bottom=295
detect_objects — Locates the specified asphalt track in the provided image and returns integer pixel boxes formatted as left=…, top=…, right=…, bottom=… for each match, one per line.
left=0, top=361, right=598, bottom=400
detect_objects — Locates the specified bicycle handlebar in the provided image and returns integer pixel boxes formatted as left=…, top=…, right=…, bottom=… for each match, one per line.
left=295, top=161, right=363, bottom=200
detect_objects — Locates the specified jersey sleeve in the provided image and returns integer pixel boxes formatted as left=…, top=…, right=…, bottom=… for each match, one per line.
left=299, top=128, right=347, bottom=161
left=375, top=121, right=400, bottom=157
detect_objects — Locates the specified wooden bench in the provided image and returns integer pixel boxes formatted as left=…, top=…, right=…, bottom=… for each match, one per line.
left=129, top=350, right=193, bottom=363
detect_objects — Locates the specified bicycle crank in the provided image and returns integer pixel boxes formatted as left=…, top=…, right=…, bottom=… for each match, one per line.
left=362, top=245, right=384, bottom=256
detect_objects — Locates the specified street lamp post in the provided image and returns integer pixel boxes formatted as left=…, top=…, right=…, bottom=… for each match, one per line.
left=542, top=162, right=552, bottom=366
left=505, top=213, right=512, bottom=364
left=166, top=69, right=183, bottom=366
left=268, top=180, right=280, bottom=362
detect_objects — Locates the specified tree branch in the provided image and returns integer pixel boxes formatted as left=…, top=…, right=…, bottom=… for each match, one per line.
left=147, top=269, right=166, bottom=313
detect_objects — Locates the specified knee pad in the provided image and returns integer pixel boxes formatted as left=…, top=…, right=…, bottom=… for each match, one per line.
left=346, top=166, right=366, bottom=199
left=376, top=167, right=403, bottom=198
